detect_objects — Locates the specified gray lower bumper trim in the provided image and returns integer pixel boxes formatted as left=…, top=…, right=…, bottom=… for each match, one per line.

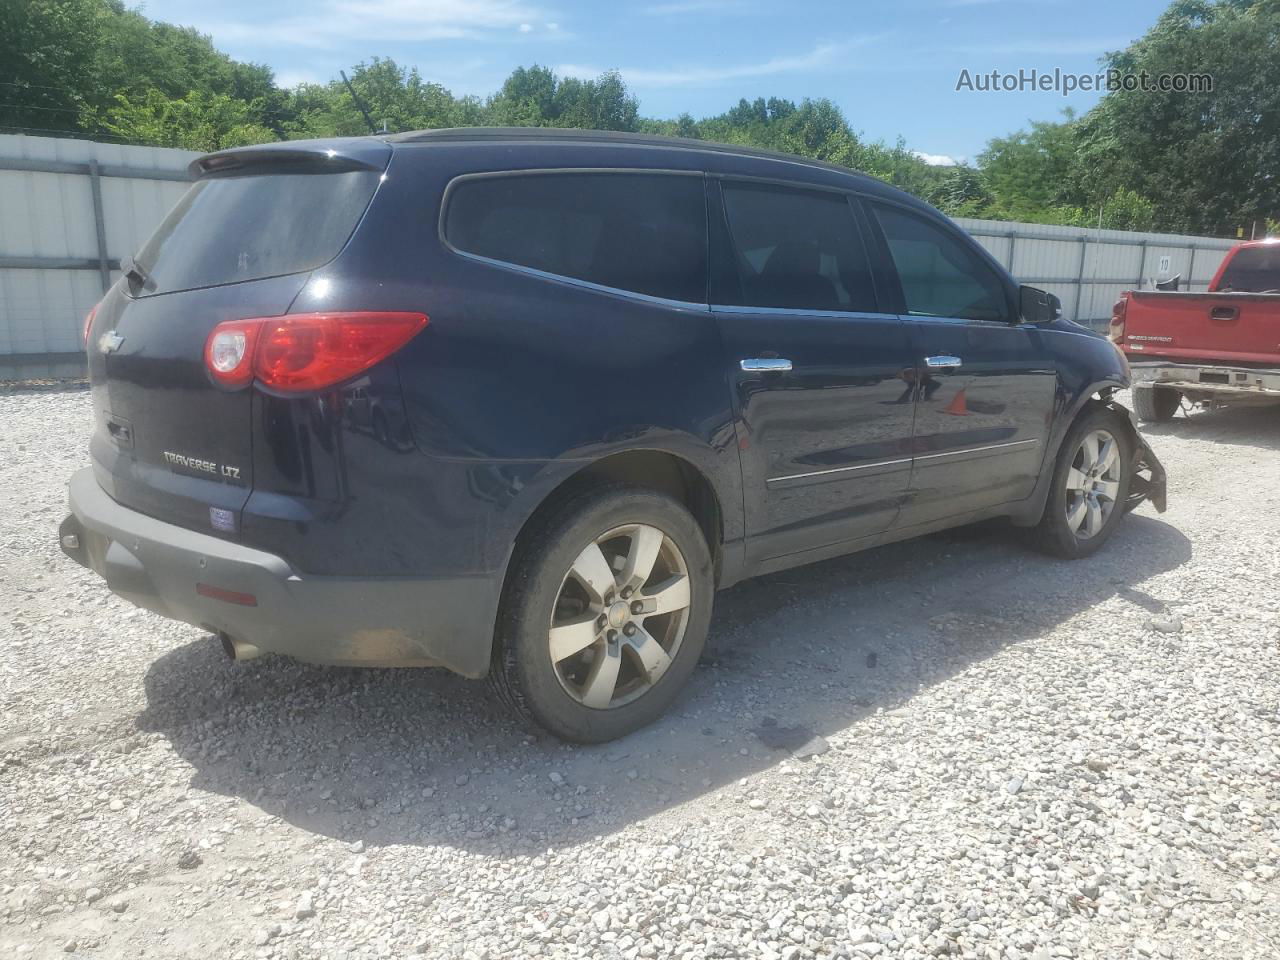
left=1130, top=361, right=1280, bottom=395
left=60, top=469, right=498, bottom=677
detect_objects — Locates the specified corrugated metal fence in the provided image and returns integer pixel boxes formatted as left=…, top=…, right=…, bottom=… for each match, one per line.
left=0, top=133, right=1242, bottom=379
left=955, top=216, right=1239, bottom=333
left=0, top=135, right=198, bottom=378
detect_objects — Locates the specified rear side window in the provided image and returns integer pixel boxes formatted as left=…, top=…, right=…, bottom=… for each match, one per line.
left=717, top=182, right=877, bottom=313
left=1217, top=246, right=1280, bottom=292
left=133, top=171, right=381, bottom=297
left=871, top=203, right=1008, bottom=322
left=444, top=173, right=707, bottom=303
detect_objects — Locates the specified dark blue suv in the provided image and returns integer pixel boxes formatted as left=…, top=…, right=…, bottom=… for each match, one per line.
left=62, top=128, right=1166, bottom=742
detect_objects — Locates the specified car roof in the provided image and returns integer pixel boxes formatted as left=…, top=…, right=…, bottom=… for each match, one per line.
left=385, top=126, right=912, bottom=200
left=196, top=127, right=940, bottom=219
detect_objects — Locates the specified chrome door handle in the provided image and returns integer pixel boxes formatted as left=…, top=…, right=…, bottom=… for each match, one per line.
left=740, top=358, right=793, bottom=372
left=924, top=355, right=962, bottom=369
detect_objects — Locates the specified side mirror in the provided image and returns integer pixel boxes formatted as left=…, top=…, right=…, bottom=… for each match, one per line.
left=1020, top=285, right=1061, bottom=324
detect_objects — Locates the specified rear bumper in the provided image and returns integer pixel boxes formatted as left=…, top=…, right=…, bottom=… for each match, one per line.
left=1129, top=360, right=1280, bottom=397
left=59, top=468, right=498, bottom=677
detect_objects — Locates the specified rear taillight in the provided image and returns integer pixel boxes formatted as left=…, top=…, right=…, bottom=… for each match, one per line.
left=1109, top=296, right=1127, bottom=344
left=83, top=303, right=98, bottom=346
left=203, top=312, right=428, bottom=394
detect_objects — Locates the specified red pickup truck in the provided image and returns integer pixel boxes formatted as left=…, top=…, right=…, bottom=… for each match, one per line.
left=1110, top=239, right=1280, bottom=420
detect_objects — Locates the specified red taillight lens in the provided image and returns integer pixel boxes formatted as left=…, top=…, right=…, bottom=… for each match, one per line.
left=83, top=303, right=98, bottom=346
left=1109, top=296, right=1127, bottom=343
left=203, top=312, right=428, bottom=393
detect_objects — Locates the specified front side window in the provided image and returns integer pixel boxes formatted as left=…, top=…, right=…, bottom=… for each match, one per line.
left=872, top=203, right=1009, bottom=322
left=443, top=172, right=707, bottom=303
left=717, top=182, right=877, bottom=313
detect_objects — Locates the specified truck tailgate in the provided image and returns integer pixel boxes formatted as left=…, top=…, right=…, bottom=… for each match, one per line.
left=1121, top=292, right=1280, bottom=365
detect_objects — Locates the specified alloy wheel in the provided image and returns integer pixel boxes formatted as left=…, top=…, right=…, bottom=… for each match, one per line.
left=548, top=523, right=692, bottom=709
left=1064, top=428, right=1122, bottom=539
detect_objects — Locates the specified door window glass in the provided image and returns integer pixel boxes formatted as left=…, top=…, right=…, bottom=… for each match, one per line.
left=872, top=203, right=1008, bottom=322
left=718, top=182, right=877, bottom=312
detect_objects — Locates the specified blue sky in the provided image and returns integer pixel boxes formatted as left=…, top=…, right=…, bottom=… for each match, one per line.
left=144, top=0, right=1173, bottom=163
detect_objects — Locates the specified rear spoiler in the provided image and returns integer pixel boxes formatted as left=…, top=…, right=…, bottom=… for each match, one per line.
left=190, top=138, right=391, bottom=179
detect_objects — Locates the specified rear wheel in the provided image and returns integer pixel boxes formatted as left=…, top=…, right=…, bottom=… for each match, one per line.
left=1035, top=406, right=1134, bottom=558
left=1132, top=384, right=1181, bottom=421
left=490, top=486, right=713, bottom=743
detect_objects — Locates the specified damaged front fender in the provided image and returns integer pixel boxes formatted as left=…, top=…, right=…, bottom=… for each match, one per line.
left=1106, top=399, right=1168, bottom=514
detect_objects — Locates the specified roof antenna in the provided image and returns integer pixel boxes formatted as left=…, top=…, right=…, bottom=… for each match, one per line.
left=341, top=70, right=379, bottom=135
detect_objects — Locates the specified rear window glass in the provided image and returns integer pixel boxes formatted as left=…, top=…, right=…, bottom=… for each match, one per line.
left=1217, top=246, right=1280, bottom=293
left=132, top=170, right=381, bottom=296
left=444, top=173, right=707, bottom=303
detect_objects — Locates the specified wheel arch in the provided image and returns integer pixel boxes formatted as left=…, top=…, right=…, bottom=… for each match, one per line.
left=1013, top=378, right=1132, bottom=527
left=500, top=447, right=733, bottom=597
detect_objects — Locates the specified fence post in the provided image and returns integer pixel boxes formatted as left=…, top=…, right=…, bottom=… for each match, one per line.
left=1186, top=245, right=1197, bottom=292
left=1006, top=232, right=1017, bottom=274
left=88, top=158, right=110, bottom=293
left=1072, top=235, right=1088, bottom=322
left=1135, top=239, right=1148, bottom=290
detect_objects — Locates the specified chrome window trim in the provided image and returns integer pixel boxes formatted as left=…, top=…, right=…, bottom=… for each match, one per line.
left=711, top=303, right=902, bottom=321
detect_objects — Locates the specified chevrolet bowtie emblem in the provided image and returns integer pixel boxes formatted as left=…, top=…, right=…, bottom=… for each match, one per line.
left=99, top=330, right=125, bottom=354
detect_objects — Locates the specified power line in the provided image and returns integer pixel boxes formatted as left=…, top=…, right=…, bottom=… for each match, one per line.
left=0, top=102, right=83, bottom=116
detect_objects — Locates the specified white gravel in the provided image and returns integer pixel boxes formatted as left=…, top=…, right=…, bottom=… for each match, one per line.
left=2, top=388, right=1278, bottom=960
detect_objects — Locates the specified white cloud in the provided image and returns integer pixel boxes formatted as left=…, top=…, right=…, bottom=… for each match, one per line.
left=195, top=0, right=555, bottom=49
left=914, top=151, right=961, bottom=167
left=559, top=38, right=879, bottom=88
left=274, top=69, right=325, bottom=88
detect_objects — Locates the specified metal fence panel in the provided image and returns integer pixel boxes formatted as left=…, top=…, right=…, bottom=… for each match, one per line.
left=0, top=134, right=197, bottom=376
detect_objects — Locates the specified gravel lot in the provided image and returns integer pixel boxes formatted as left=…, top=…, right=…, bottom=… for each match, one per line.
left=2, top=388, right=1278, bottom=960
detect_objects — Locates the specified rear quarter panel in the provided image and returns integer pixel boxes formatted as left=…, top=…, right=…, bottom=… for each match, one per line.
left=328, top=143, right=743, bottom=576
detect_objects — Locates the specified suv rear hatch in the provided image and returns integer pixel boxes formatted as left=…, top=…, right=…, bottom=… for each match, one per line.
left=86, top=141, right=389, bottom=536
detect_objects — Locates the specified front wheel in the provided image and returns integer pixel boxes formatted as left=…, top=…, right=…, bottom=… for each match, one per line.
left=490, top=486, right=714, bottom=743
left=1034, top=407, right=1134, bottom=558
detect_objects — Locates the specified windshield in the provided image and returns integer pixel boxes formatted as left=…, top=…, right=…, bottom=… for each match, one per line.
left=131, top=170, right=381, bottom=296
left=1217, top=246, right=1280, bottom=293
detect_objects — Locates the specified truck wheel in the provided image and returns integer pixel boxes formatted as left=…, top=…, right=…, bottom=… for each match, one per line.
left=1034, top=406, right=1134, bottom=559
left=490, top=485, right=714, bottom=743
left=1132, top=384, right=1180, bottom=421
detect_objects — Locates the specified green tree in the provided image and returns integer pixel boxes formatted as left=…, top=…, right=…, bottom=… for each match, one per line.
left=98, top=89, right=274, bottom=150
left=977, top=114, right=1083, bottom=220
left=1074, top=0, right=1280, bottom=233
left=487, top=65, right=639, bottom=131
left=0, top=0, right=103, bottom=134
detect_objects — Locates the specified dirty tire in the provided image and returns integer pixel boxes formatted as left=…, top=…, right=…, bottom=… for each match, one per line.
left=490, top=485, right=714, bottom=743
left=1034, top=405, right=1135, bottom=559
left=1132, top=384, right=1180, bottom=422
